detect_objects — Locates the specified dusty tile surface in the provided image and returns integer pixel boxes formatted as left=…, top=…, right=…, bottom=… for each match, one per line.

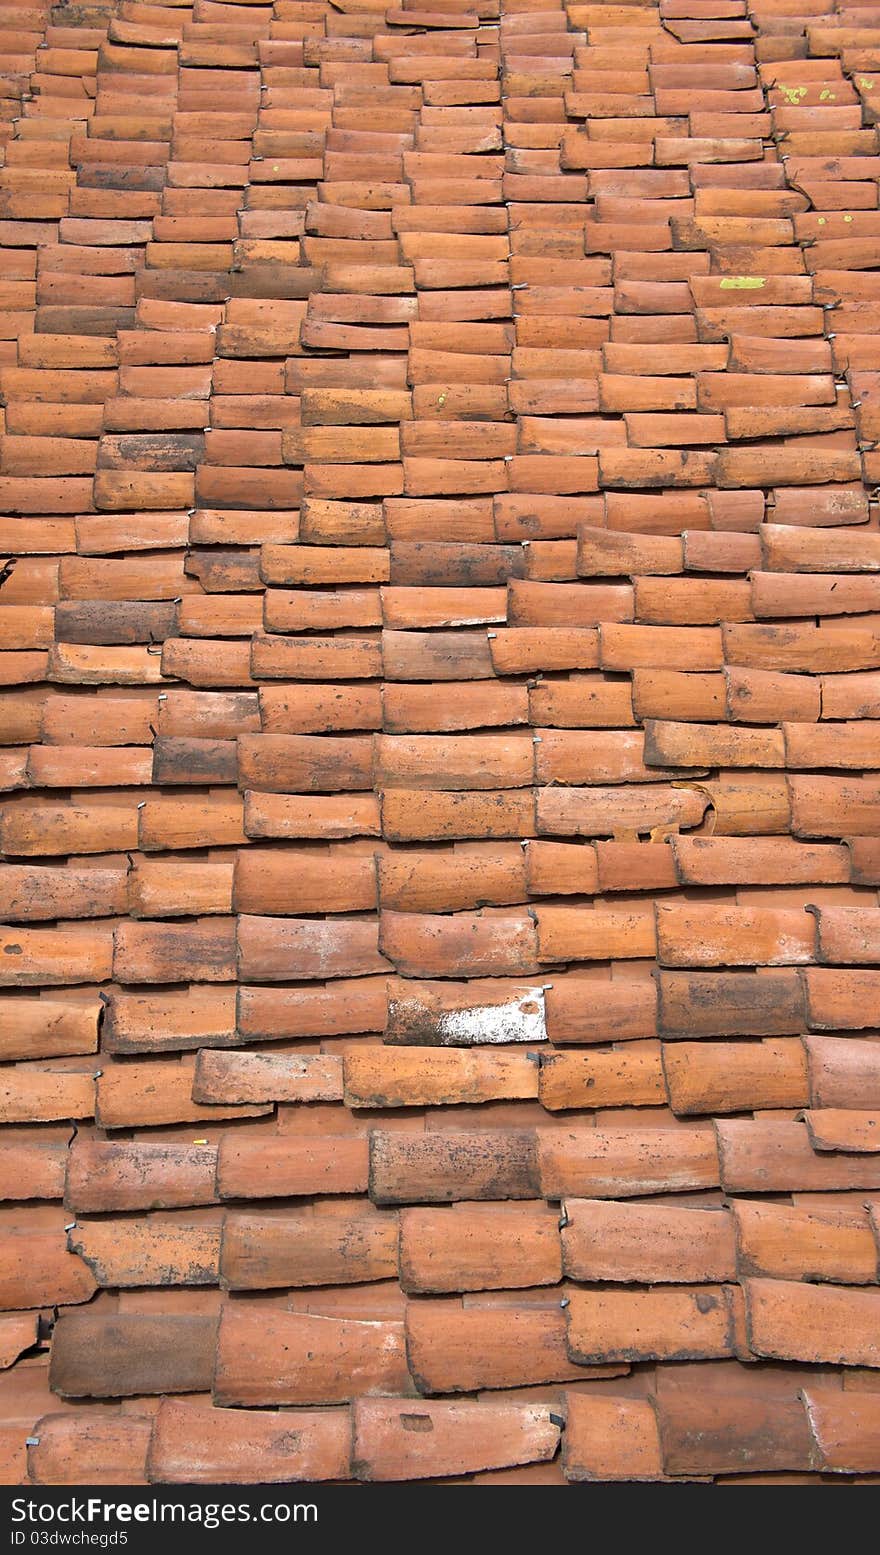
left=1, top=0, right=880, bottom=1487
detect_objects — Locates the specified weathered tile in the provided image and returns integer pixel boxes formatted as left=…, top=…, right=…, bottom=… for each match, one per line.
left=148, top=1400, right=351, bottom=1484
left=352, top=1399, right=561, bottom=1482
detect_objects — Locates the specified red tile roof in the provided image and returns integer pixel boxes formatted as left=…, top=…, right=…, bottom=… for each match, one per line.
left=1, top=0, right=880, bottom=1489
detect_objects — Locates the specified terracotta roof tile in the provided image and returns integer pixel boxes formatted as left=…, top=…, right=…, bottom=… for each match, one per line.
left=806, top=1035, right=880, bottom=1108
left=351, top=1398, right=561, bottom=1481
left=803, top=1390, right=880, bottom=1475
left=408, top=1299, right=595, bottom=1392
left=215, top=1305, right=411, bottom=1406
left=733, top=1199, right=878, bottom=1285
left=658, top=1389, right=815, bottom=1476
left=745, top=1277, right=880, bottom=1367
left=148, top=1398, right=351, bottom=1483
left=561, top=1199, right=737, bottom=1283
left=65, top=1140, right=219, bottom=1214
left=665, top=1037, right=809, bottom=1114
left=218, top=1132, right=370, bottom=1200
left=538, top=1125, right=720, bottom=1198
left=0, top=1228, right=96, bottom=1312
left=804, top=1109, right=880, bottom=1154
left=564, top=1393, right=667, bottom=1481
left=28, top=1414, right=152, bottom=1487
left=68, top=1219, right=221, bottom=1290
left=718, top=1119, right=880, bottom=1193
left=566, top=1285, right=737, bottom=1364
left=399, top=1202, right=560, bottom=1292
left=221, top=1209, right=399, bottom=1292
left=50, top=1313, right=217, bottom=1399
left=659, top=968, right=806, bottom=1036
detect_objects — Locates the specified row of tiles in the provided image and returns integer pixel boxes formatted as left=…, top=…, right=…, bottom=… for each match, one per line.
left=9, top=1379, right=880, bottom=1483
left=5, top=721, right=880, bottom=787
left=36, top=966, right=880, bottom=1048
left=0, top=1119, right=875, bottom=1208
left=3, top=837, right=880, bottom=930
left=13, top=573, right=880, bottom=641
left=0, top=342, right=873, bottom=398
left=4, top=666, right=880, bottom=737
left=7, top=459, right=880, bottom=513
left=7, top=1194, right=880, bottom=1310
left=7, top=776, right=880, bottom=849
left=12, top=1277, right=876, bottom=1403
left=2, top=289, right=875, bottom=370
left=63, top=525, right=880, bottom=580
left=2, top=490, right=873, bottom=557
left=10, top=900, right=880, bottom=986
left=3, top=1036, right=880, bottom=1128
left=11, top=622, right=880, bottom=693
